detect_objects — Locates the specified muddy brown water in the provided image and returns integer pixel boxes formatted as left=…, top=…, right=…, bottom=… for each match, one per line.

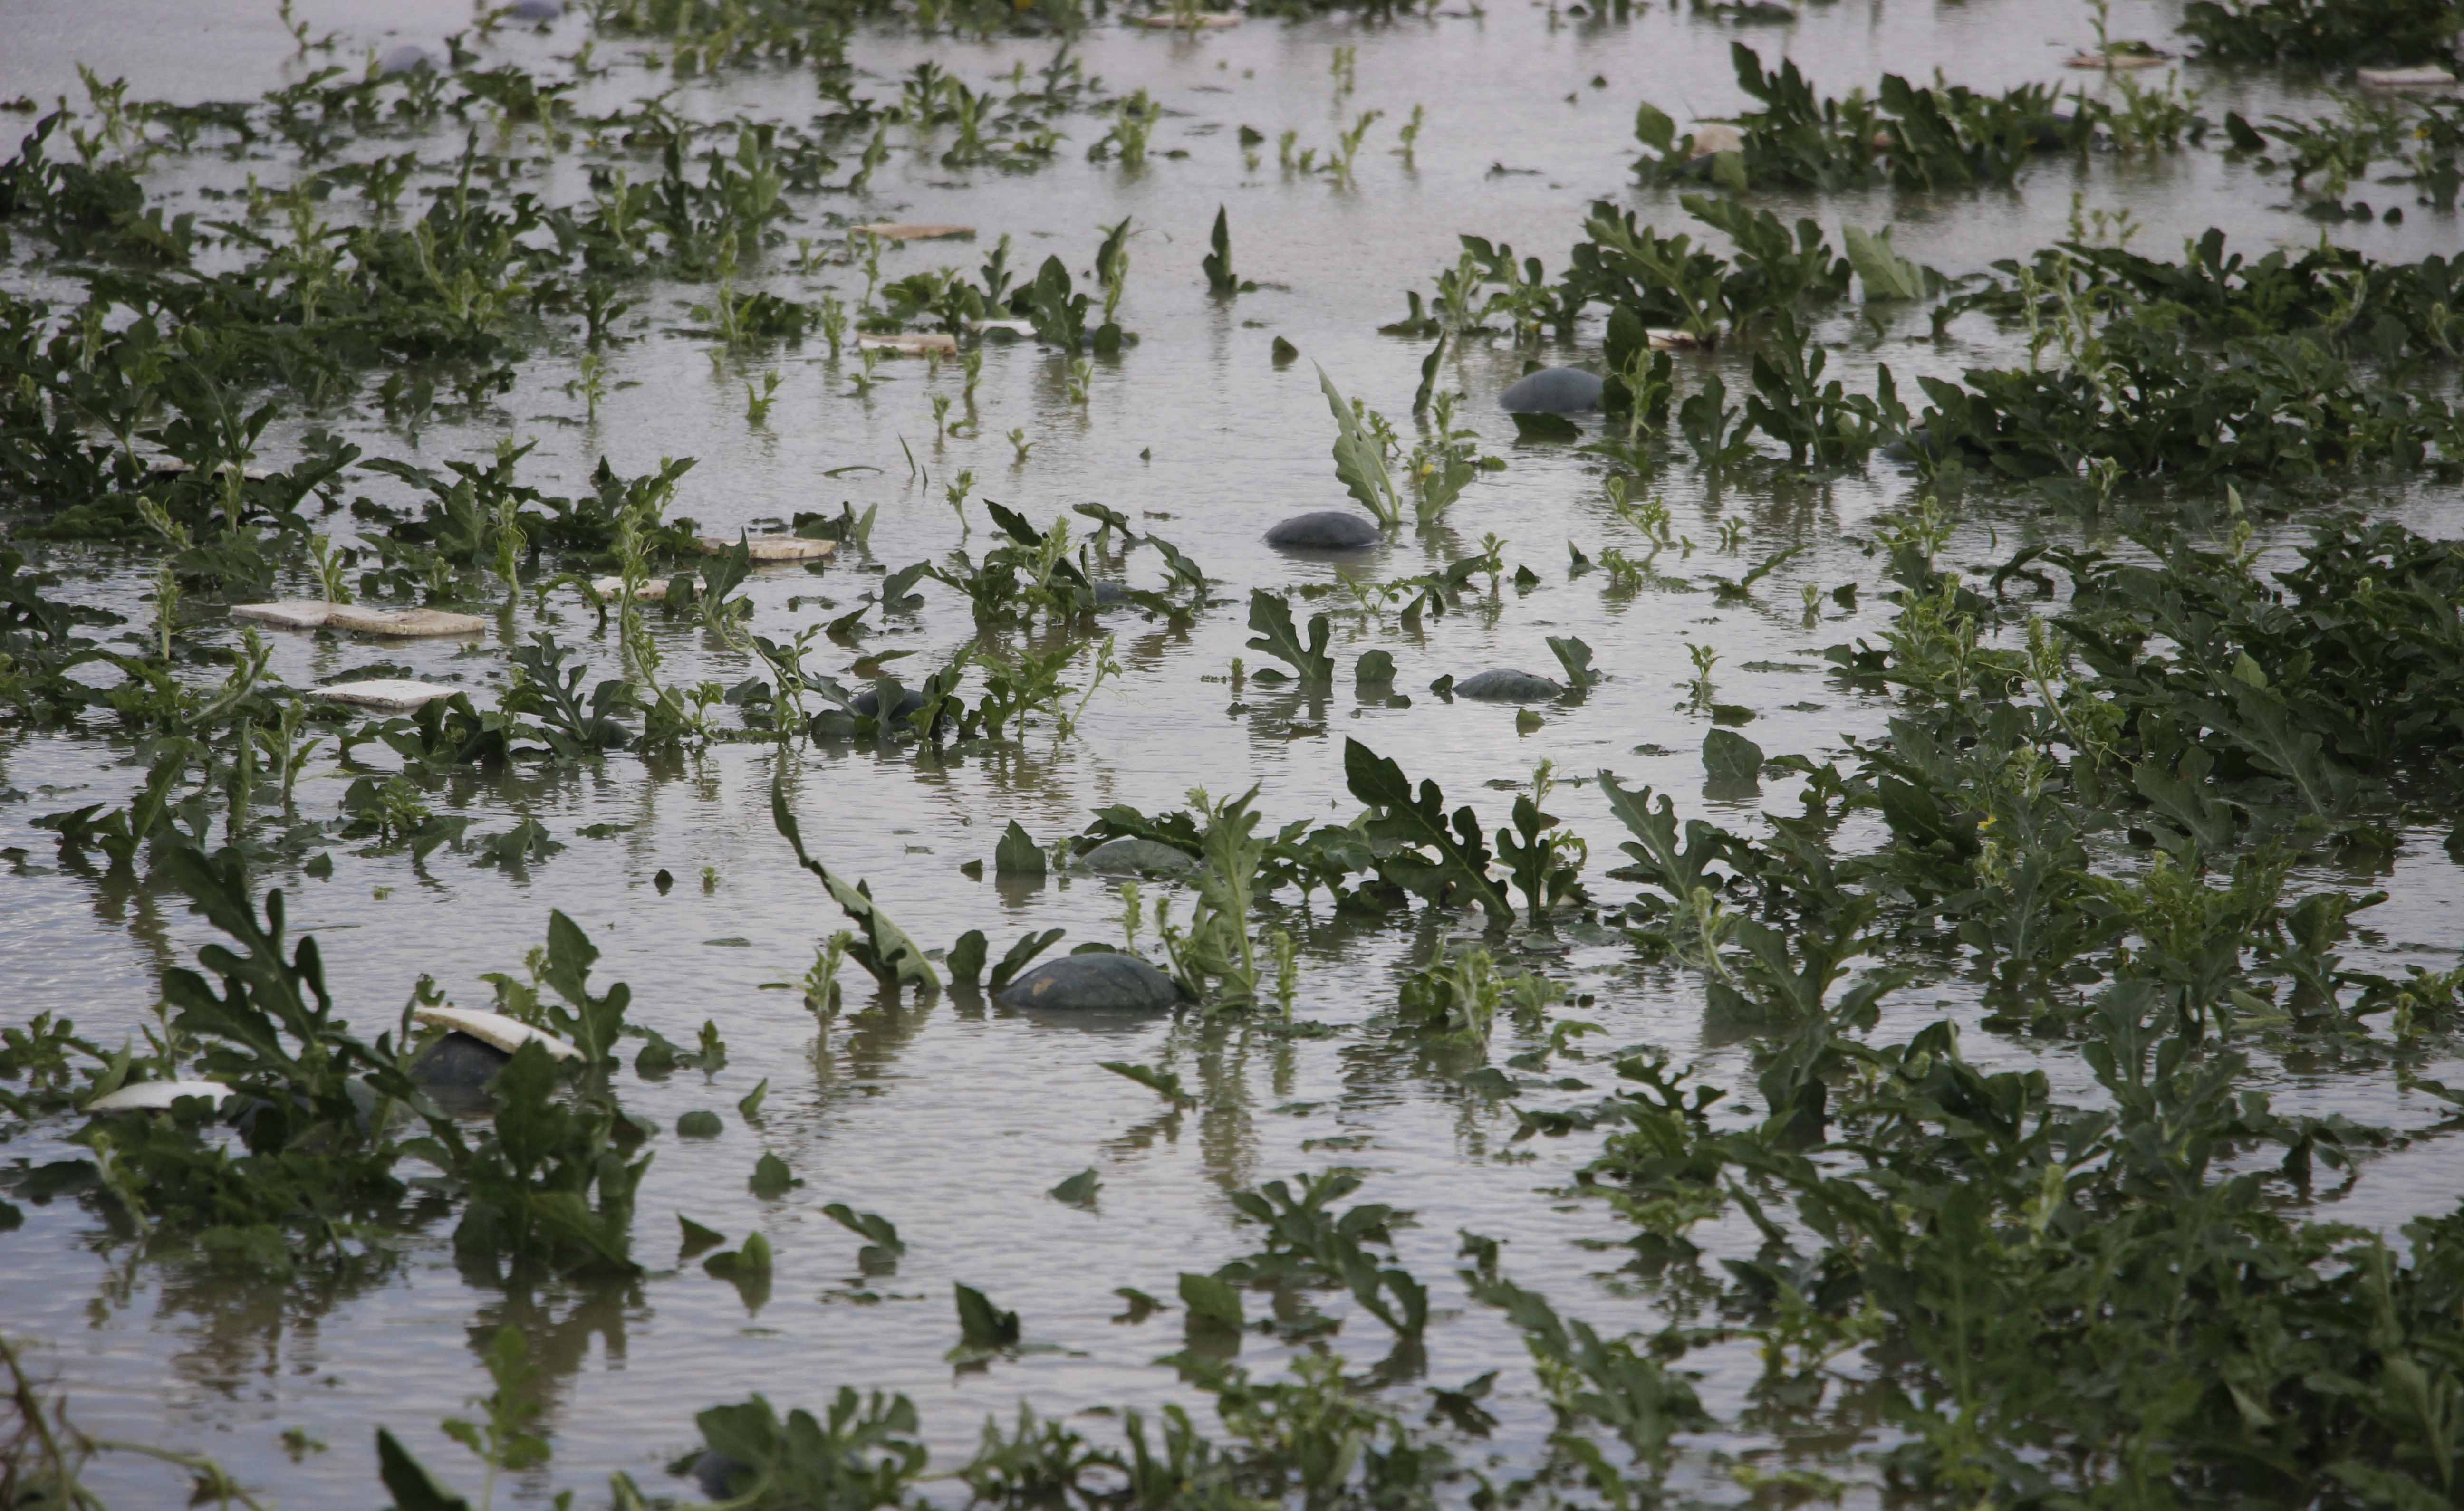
left=4, top=0, right=2462, bottom=1501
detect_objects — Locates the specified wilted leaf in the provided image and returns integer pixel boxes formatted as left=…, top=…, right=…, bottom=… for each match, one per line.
left=704, top=1231, right=772, bottom=1277
left=1179, top=1271, right=1244, bottom=1332
left=772, top=779, right=939, bottom=994
left=1100, top=1060, right=1194, bottom=1107
left=1546, top=636, right=1597, bottom=690
left=952, top=1282, right=1022, bottom=1357
left=1246, top=590, right=1335, bottom=684
left=1344, top=739, right=1515, bottom=927
left=994, top=820, right=1045, bottom=877
left=1316, top=365, right=1403, bottom=525
left=749, top=1152, right=801, bottom=1198
left=1843, top=225, right=1939, bottom=301
left=375, top=1428, right=473, bottom=1511
left=1703, top=728, right=1765, bottom=786
left=678, top=1214, right=726, bottom=1260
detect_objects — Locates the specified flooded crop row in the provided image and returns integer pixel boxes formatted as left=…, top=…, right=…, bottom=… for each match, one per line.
left=4, top=0, right=2464, bottom=1504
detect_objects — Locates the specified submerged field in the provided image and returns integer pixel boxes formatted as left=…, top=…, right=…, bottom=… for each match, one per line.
left=5, top=0, right=2464, bottom=1504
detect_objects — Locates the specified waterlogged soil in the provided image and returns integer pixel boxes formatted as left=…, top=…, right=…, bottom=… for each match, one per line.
left=4, top=0, right=2463, bottom=1503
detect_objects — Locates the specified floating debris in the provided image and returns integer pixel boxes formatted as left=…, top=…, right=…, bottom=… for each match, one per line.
left=314, top=679, right=463, bottom=712
left=857, top=332, right=960, bottom=355
left=1688, top=123, right=1743, bottom=157
left=848, top=223, right=975, bottom=241
left=409, top=1008, right=582, bottom=1091
left=230, top=602, right=489, bottom=636
left=85, top=1080, right=230, bottom=1112
left=693, top=536, right=837, bottom=561
left=228, top=600, right=342, bottom=630
left=412, top=1007, right=581, bottom=1062
left=1136, top=11, right=1241, bottom=26
left=147, top=458, right=270, bottom=480
left=325, top=605, right=490, bottom=636
left=2356, top=65, right=2460, bottom=92
left=588, top=576, right=671, bottom=601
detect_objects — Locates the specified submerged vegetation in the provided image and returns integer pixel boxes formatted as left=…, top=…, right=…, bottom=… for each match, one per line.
left=7, top=0, right=2464, bottom=1506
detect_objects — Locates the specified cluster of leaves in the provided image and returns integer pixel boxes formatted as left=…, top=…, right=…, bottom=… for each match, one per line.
left=593, top=0, right=1128, bottom=47
left=0, top=36, right=1095, bottom=567
left=1885, top=232, right=2464, bottom=484
left=5, top=833, right=649, bottom=1280
left=918, top=502, right=1198, bottom=630
left=1569, top=497, right=2464, bottom=1062
left=1510, top=193, right=1856, bottom=348
left=2179, top=0, right=2463, bottom=66
left=353, top=452, right=701, bottom=584
left=1911, top=306, right=2463, bottom=482
left=591, top=1168, right=1458, bottom=1509
left=1393, top=947, right=1560, bottom=1049
left=1429, top=200, right=2464, bottom=488
left=0, top=283, right=368, bottom=549
left=1632, top=45, right=2128, bottom=195
left=786, top=510, right=1200, bottom=751
left=1552, top=985, right=2459, bottom=1503
left=669, top=1345, right=1452, bottom=1511
left=1004, top=228, right=1135, bottom=353
left=1409, top=194, right=1921, bottom=472
left=340, top=643, right=639, bottom=781
left=1456, top=488, right=2464, bottom=1502
left=1945, top=230, right=2464, bottom=369
left=2049, top=515, right=2464, bottom=821
left=874, top=221, right=1137, bottom=351
left=2, top=122, right=546, bottom=417
left=0, top=546, right=122, bottom=725
left=1073, top=737, right=1605, bottom=957
left=2224, top=92, right=2464, bottom=212
left=1204, top=1171, right=1429, bottom=1346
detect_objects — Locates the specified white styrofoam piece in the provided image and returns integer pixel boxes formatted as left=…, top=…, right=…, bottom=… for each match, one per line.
left=413, top=1006, right=581, bottom=1060
left=2357, top=65, right=2459, bottom=92
left=324, top=605, right=490, bottom=636
left=231, top=601, right=338, bottom=629
left=589, top=576, right=671, bottom=601
left=316, top=679, right=462, bottom=711
left=149, top=459, right=270, bottom=479
left=87, top=1079, right=230, bottom=1112
left=232, top=602, right=488, bottom=637
left=1688, top=123, right=1742, bottom=157
left=857, top=332, right=960, bottom=355
left=695, top=535, right=837, bottom=561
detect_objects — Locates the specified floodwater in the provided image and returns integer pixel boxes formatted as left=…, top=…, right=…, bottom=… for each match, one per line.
left=2, top=0, right=2461, bottom=1502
